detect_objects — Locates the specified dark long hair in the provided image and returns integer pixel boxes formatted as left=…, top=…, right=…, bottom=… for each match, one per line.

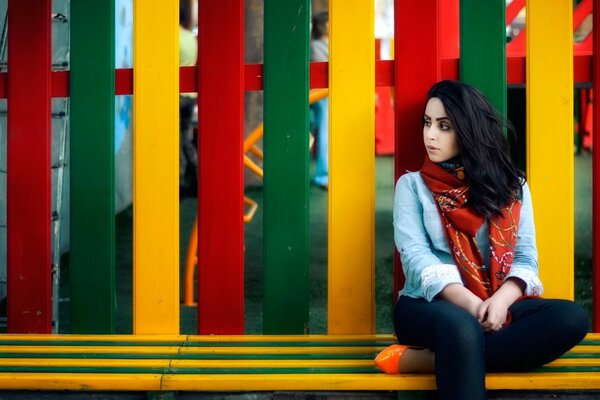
left=180, top=0, right=193, bottom=30
left=427, top=80, right=524, bottom=218
left=312, top=12, right=328, bottom=40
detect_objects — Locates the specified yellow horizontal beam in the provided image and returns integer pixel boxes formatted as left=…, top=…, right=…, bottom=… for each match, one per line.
left=171, top=359, right=374, bottom=368
left=185, top=334, right=396, bottom=343
left=0, top=359, right=171, bottom=368
left=548, top=359, right=600, bottom=367
left=0, top=332, right=595, bottom=343
left=180, top=346, right=384, bottom=355
left=162, top=373, right=435, bottom=391
left=486, top=372, right=600, bottom=390
left=0, top=346, right=181, bottom=355
left=567, top=346, right=600, bottom=354
left=0, top=373, right=162, bottom=391
left=0, top=335, right=188, bottom=342
left=0, top=372, right=599, bottom=392
left=1, top=358, right=597, bottom=370
left=160, top=372, right=600, bottom=391
left=0, top=333, right=394, bottom=343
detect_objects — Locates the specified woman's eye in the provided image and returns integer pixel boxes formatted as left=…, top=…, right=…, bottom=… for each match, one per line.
left=424, top=119, right=431, bottom=127
left=440, top=124, right=450, bottom=130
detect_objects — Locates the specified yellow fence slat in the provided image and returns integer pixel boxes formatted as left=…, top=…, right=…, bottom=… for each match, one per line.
left=133, top=0, right=180, bottom=333
left=526, top=0, right=573, bottom=300
left=328, top=0, right=375, bottom=334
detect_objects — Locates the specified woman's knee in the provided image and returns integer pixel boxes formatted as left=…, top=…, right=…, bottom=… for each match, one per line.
left=551, top=300, right=589, bottom=342
left=393, top=297, right=483, bottom=348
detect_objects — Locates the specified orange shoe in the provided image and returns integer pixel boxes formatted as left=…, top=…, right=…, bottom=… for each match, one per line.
left=374, top=344, right=408, bottom=374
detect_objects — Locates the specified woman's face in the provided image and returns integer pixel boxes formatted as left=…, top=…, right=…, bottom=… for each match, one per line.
left=423, top=97, right=460, bottom=163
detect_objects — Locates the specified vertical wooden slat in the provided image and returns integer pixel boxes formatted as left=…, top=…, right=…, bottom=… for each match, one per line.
left=198, top=0, right=245, bottom=334
left=439, top=0, right=459, bottom=60
left=263, top=0, right=310, bottom=334
left=526, top=0, right=573, bottom=300
left=328, top=0, right=375, bottom=334
left=133, top=0, right=179, bottom=334
left=593, top=0, right=600, bottom=332
left=460, top=0, right=506, bottom=115
left=70, top=0, right=116, bottom=333
left=7, top=0, right=52, bottom=333
left=393, top=0, right=442, bottom=298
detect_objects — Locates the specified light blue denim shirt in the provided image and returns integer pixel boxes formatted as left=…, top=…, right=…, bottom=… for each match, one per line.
left=394, top=171, right=544, bottom=302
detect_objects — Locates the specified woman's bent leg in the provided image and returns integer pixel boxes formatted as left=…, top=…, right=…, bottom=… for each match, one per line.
left=485, top=298, right=589, bottom=371
left=394, top=296, right=486, bottom=400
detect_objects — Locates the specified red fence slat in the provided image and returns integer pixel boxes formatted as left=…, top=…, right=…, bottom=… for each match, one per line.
left=7, top=0, right=52, bottom=333
left=197, top=0, right=245, bottom=334
left=592, top=0, right=599, bottom=332
left=393, top=0, right=443, bottom=298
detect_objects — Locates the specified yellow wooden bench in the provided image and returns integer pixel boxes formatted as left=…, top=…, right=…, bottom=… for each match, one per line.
left=0, top=334, right=597, bottom=392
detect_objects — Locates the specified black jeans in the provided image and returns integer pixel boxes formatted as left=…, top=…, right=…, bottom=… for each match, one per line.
left=394, top=296, right=589, bottom=400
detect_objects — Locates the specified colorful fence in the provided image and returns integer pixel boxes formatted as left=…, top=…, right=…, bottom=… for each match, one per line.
left=2, top=0, right=598, bottom=335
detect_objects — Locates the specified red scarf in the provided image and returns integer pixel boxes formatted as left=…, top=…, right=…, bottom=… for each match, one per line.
left=420, top=158, right=522, bottom=300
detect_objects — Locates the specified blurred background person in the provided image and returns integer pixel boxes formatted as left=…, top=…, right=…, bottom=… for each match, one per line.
left=310, top=11, right=329, bottom=190
left=179, top=0, right=198, bottom=198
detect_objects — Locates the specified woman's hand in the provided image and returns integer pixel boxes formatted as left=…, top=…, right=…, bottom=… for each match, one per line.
left=477, top=278, right=525, bottom=332
left=477, top=296, right=510, bottom=332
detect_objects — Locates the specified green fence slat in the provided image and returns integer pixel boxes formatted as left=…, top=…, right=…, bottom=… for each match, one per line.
left=263, top=0, right=311, bottom=334
left=460, top=0, right=506, bottom=116
left=70, top=1, right=116, bottom=333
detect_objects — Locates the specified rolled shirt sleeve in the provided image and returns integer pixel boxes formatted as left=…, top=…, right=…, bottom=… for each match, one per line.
left=420, top=263, right=464, bottom=301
